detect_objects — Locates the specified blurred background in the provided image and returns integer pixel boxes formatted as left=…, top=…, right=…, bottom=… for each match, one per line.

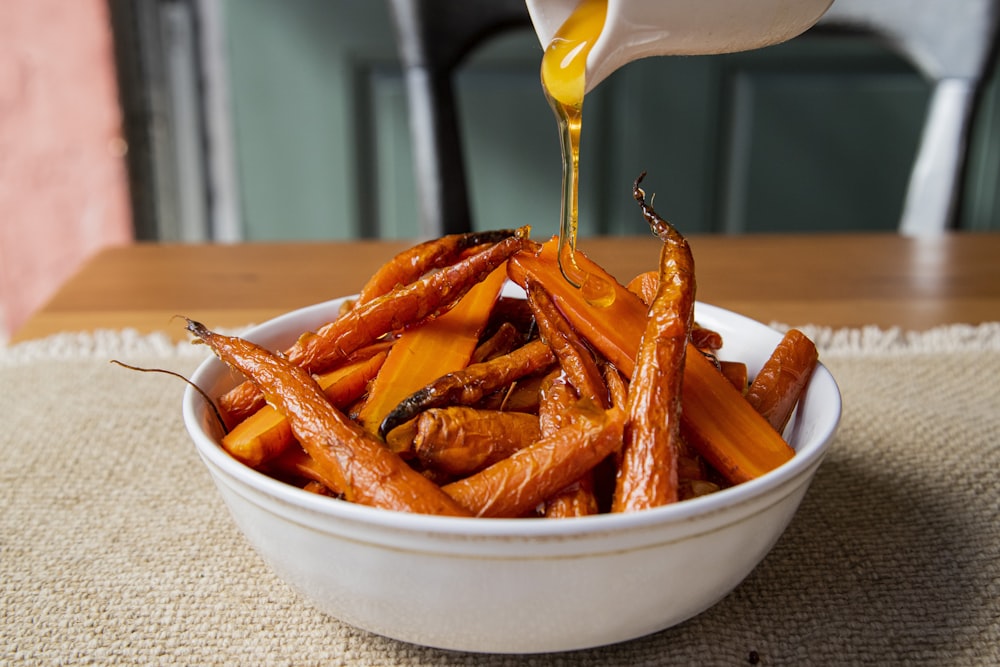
left=2, top=0, right=999, bottom=342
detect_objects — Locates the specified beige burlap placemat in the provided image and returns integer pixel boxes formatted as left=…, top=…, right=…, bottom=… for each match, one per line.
left=3, top=324, right=999, bottom=666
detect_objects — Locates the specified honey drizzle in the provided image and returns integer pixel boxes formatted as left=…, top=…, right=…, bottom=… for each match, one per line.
left=540, top=0, right=615, bottom=307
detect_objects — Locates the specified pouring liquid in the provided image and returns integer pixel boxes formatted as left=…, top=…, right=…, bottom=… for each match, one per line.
left=540, top=0, right=615, bottom=307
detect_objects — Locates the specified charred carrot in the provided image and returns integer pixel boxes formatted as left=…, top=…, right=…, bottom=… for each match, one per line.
left=220, top=349, right=388, bottom=467
left=443, top=402, right=625, bottom=518
left=187, top=320, right=471, bottom=516
left=378, top=338, right=555, bottom=438
left=355, top=263, right=507, bottom=434
left=745, top=329, right=819, bottom=433
left=612, top=174, right=694, bottom=512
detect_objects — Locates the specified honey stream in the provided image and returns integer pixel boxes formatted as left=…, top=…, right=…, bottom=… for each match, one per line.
left=540, top=0, right=615, bottom=307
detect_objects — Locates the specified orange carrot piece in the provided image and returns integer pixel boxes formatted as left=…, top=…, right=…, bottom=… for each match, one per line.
left=402, top=407, right=540, bottom=477
left=443, top=403, right=625, bottom=518
left=526, top=277, right=609, bottom=408
left=510, top=234, right=794, bottom=485
left=378, top=338, right=555, bottom=438
left=356, top=229, right=516, bottom=305
left=626, top=270, right=658, bottom=305
left=681, top=348, right=796, bottom=484
left=188, top=320, right=471, bottom=516
left=221, top=349, right=388, bottom=467
left=719, top=360, right=749, bottom=394
left=539, top=372, right=600, bottom=518
left=356, top=263, right=507, bottom=434
left=612, top=175, right=694, bottom=512
left=508, top=237, right=648, bottom=379
left=745, top=329, right=819, bottom=433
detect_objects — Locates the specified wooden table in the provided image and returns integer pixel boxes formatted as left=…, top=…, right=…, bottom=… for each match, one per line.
left=12, top=232, right=1000, bottom=343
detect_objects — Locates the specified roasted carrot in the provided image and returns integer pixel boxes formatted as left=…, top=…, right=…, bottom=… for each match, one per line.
left=217, top=340, right=393, bottom=428
left=745, top=328, right=819, bottom=433
left=187, top=320, right=471, bottom=516
left=680, top=347, right=796, bottom=484
left=470, top=321, right=522, bottom=364
left=526, top=276, right=609, bottom=408
left=443, top=402, right=625, bottom=518
left=612, top=173, right=694, bottom=512
left=626, top=270, right=658, bottom=305
left=719, top=360, right=749, bottom=394
left=395, top=407, right=540, bottom=477
left=356, top=229, right=516, bottom=305
left=287, top=231, right=527, bottom=372
left=508, top=237, right=648, bottom=379
left=218, top=230, right=528, bottom=424
left=538, top=371, right=600, bottom=518
left=355, top=263, right=507, bottom=434
left=601, top=362, right=628, bottom=411
left=378, top=338, right=555, bottom=438
left=221, top=349, right=388, bottom=467
left=691, top=324, right=724, bottom=352
left=509, top=223, right=795, bottom=485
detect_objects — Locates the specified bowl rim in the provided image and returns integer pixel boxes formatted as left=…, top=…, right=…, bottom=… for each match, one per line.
left=182, top=295, right=841, bottom=539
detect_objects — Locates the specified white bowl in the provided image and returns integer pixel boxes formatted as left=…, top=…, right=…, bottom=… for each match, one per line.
left=182, top=295, right=841, bottom=654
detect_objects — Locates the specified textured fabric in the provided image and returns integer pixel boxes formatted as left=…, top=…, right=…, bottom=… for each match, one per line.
left=3, top=325, right=999, bottom=666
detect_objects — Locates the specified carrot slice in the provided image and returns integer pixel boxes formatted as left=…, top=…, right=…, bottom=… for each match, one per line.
left=745, top=328, right=819, bottom=433
left=356, top=263, right=507, bottom=434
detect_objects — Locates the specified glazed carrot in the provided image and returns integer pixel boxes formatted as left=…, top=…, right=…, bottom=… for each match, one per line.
left=509, top=227, right=796, bottom=485
left=508, top=237, right=648, bottom=379
left=526, top=277, right=609, bottom=408
left=539, top=372, right=600, bottom=518
left=745, top=329, right=819, bottom=433
left=218, top=230, right=528, bottom=424
left=601, top=362, right=628, bottom=411
left=355, top=263, right=507, bottom=434
left=392, top=407, right=540, bottom=477
left=681, top=347, right=796, bottom=484
left=443, top=402, right=625, bottom=518
left=356, top=229, right=516, bottom=305
left=218, top=340, right=393, bottom=428
left=626, top=270, right=658, bottom=305
left=187, top=320, right=471, bottom=516
left=719, top=360, right=749, bottom=394
left=470, top=321, right=521, bottom=364
left=612, top=174, right=694, bottom=512
left=221, top=349, right=389, bottom=467
left=691, top=324, right=724, bottom=352
left=378, top=338, right=555, bottom=438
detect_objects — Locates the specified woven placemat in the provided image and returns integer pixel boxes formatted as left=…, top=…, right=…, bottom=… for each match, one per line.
left=3, top=324, right=999, bottom=666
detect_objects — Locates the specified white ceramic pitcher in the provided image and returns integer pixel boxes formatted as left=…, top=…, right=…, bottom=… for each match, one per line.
left=525, top=0, right=835, bottom=93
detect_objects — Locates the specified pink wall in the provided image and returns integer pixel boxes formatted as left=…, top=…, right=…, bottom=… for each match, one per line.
left=0, top=0, right=133, bottom=341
